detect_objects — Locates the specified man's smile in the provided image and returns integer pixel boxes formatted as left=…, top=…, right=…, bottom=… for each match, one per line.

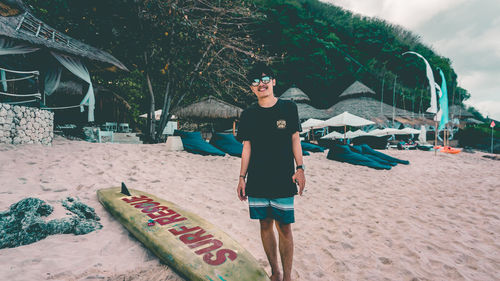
left=258, top=85, right=268, bottom=92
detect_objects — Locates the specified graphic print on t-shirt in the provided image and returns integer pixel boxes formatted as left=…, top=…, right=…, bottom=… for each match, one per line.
left=276, top=119, right=287, bottom=129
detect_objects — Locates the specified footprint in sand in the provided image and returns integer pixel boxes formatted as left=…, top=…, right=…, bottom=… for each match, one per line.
left=341, top=242, right=354, bottom=250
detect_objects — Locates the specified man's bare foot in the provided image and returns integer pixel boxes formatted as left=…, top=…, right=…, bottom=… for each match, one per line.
left=270, top=272, right=282, bottom=281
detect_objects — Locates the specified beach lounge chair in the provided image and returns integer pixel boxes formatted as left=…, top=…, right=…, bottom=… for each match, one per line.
left=98, top=130, right=114, bottom=143
left=118, top=123, right=131, bottom=133
left=356, top=144, right=409, bottom=165
left=349, top=145, right=397, bottom=166
left=174, top=130, right=225, bottom=156
left=326, top=144, right=392, bottom=170
left=103, top=122, right=118, bottom=132
left=209, top=133, right=243, bottom=157
left=301, top=142, right=325, bottom=153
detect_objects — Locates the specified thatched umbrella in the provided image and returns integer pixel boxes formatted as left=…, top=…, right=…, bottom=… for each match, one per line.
left=172, top=96, right=243, bottom=135
left=173, top=96, right=243, bottom=119
left=279, top=86, right=311, bottom=102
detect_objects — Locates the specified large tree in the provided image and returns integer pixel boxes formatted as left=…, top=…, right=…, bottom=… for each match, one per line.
left=136, top=0, right=271, bottom=142
left=27, top=0, right=272, bottom=142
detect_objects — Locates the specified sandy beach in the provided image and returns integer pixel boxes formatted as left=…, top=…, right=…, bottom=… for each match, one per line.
left=0, top=136, right=499, bottom=281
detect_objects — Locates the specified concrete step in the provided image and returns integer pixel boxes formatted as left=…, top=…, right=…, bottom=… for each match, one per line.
left=113, top=133, right=143, bottom=144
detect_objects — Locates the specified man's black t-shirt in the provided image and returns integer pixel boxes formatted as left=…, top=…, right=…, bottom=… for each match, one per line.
left=237, top=99, right=301, bottom=198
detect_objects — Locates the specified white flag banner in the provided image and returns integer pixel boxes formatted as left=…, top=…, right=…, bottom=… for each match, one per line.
left=434, top=83, right=442, bottom=122
left=403, top=51, right=438, bottom=114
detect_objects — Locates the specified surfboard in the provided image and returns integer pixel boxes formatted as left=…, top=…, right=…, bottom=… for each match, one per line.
left=97, top=185, right=270, bottom=281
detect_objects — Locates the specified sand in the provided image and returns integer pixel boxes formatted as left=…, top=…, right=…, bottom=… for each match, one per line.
left=0, top=136, right=499, bottom=281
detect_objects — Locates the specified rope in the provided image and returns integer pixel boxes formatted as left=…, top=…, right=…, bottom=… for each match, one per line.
left=0, top=91, right=41, bottom=97
left=0, top=75, right=36, bottom=82
left=41, top=104, right=86, bottom=110
left=4, top=99, right=37, bottom=105
left=0, top=67, right=39, bottom=75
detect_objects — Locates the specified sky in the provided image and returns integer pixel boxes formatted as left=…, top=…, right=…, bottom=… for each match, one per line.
left=321, top=0, right=500, bottom=120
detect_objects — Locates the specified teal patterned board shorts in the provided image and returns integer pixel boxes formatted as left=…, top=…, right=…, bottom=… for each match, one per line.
left=248, top=196, right=295, bottom=224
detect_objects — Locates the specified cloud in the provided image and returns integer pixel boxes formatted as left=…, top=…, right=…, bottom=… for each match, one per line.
left=320, top=0, right=500, bottom=120
left=464, top=99, right=500, bottom=120
left=461, top=69, right=500, bottom=119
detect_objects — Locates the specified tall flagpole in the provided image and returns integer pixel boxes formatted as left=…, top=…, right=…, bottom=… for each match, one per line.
left=492, top=123, right=495, bottom=153
left=434, top=120, right=438, bottom=156
left=392, top=76, right=397, bottom=127
left=381, top=76, right=385, bottom=116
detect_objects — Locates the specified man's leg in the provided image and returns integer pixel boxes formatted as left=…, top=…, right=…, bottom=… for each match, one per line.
left=276, top=222, right=293, bottom=281
left=260, top=218, right=281, bottom=281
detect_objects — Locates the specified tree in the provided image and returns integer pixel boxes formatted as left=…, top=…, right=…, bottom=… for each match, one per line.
left=136, top=0, right=272, bottom=142
left=27, top=0, right=272, bottom=142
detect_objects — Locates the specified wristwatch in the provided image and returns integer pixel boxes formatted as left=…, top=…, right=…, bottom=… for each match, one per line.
left=296, top=165, right=305, bottom=171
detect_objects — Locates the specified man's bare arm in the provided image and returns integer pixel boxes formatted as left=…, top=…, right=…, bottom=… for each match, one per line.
left=291, top=132, right=306, bottom=195
left=237, top=141, right=251, bottom=200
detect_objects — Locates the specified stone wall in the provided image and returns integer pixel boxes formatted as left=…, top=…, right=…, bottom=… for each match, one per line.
left=0, top=103, right=54, bottom=145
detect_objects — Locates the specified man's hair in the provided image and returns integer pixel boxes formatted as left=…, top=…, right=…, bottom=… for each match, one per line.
left=247, top=63, right=275, bottom=83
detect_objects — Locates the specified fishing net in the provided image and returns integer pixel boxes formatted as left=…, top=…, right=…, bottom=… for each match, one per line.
left=0, top=197, right=102, bottom=249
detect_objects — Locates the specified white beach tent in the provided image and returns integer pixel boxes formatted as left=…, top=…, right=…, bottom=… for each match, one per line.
left=301, top=118, right=325, bottom=130
left=397, top=127, right=421, bottom=135
left=321, top=131, right=343, bottom=140
left=320, top=111, right=375, bottom=143
left=322, top=129, right=368, bottom=140
left=366, top=128, right=399, bottom=137
left=418, top=125, right=427, bottom=143
left=365, top=127, right=419, bottom=137
left=320, top=111, right=375, bottom=128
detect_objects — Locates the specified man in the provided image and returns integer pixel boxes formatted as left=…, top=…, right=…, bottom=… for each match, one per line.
left=237, top=63, right=306, bottom=281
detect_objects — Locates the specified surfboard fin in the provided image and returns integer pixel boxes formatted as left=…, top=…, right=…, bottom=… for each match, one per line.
left=121, top=182, right=131, bottom=196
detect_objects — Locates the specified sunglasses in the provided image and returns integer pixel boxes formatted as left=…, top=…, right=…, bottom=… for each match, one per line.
left=250, top=76, right=272, bottom=86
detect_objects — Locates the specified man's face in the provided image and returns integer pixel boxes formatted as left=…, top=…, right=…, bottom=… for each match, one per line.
left=250, top=73, right=276, bottom=99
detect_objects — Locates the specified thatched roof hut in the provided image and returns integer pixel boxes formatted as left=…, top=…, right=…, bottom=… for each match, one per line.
left=0, top=0, right=127, bottom=70
left=339, top=81, right=376, bottom=98
left=296, top=103, right=330, bottom=120
left=48, top=81, right=133, bottom=124
left=0, top=0, right=27, bottom=16
left=327, top=81, right=430, bottom=125
left=449, top=105, right=474, bottom=119
left=173, top=96, right=243, bottom=120
left=279, top=86, right=311, bottom=102
left=327, top=97, right=417, bottom=119
left=278, top=86, right=329, bottom=120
